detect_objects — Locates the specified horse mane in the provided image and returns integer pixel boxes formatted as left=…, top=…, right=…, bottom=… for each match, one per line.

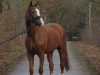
left=25, top=1, right=36, bottom=29
left=25, top=3, right=31, bottom=29
left=25, top=2, right=33, bottom=36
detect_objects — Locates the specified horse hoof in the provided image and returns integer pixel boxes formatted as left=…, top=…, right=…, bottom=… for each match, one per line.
left=66, top=66, right=70, bottom=71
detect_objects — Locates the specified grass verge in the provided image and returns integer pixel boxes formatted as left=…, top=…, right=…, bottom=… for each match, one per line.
left=69, top=41, right=98, bottom=75
left=0, top=38, right=27, bottom=75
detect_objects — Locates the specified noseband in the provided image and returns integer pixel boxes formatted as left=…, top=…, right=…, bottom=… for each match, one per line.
left=31, top=14, right=41, bottom=25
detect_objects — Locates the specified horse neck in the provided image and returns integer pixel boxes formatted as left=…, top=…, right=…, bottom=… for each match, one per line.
left=31, top=25, right=39, bottom=33
left=26, top=23, right=39, bottom=37
left=26, top=21, right=31, bottom=36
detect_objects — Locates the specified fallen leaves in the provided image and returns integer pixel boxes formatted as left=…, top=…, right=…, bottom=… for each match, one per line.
left=75, top=41, right=100, bottom=74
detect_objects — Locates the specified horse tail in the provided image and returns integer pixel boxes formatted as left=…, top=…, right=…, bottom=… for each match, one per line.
left=64, top=34, right=70, bottom=71
left=65, top=49, right=70, bottom=71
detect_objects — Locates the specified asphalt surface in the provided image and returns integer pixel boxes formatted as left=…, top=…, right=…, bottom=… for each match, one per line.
left=8, top=42, right=91, bottom=75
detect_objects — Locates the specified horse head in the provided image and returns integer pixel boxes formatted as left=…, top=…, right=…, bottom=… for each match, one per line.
left=25, top=1, right=43, bottom=28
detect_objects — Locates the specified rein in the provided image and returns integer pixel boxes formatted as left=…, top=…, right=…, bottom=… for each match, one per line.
left=0, top=16, right=42, bottom=45
left=0, top=2, right=42, bottom=45
left=0, top=23, right=39, bottom=45
left=0, top=29, right=27, bottom=45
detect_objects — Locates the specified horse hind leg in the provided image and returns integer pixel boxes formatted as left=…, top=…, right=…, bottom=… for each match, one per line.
left=47, top=53, right=54, bottom=75
left=58, top=48, right=65, bottom=75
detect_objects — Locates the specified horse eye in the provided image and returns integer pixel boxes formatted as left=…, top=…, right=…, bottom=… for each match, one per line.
left=32, top=11, right=35, bottom=14
left=32, top=11, right=34, bottom=13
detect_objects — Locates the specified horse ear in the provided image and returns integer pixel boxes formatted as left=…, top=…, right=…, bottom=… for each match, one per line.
left=29, top=1, right=33, bottom=6
left=34, top=3, right=38, bottom=7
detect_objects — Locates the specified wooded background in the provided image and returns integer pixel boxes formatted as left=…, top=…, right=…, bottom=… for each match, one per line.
left=0, top=0, right=100, bottom=45
left=0, top=0, right=100, bottom=54
left=0, top=0, right=100, bottom=73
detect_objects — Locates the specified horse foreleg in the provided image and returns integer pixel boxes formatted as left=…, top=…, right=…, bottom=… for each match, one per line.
left=47, top=53, right=54, bottom=75
left=38, top=53, right=44, bottom=75
left=27, top=52, right=34, bottom=75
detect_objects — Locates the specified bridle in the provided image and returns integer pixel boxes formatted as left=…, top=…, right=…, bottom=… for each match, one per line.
left=31, top=14, right=41, bottom=23
left=30, top=13, right=42, bottom=26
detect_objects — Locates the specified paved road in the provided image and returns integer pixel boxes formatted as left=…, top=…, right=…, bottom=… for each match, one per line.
left=8, top=42, right=91, bottom=75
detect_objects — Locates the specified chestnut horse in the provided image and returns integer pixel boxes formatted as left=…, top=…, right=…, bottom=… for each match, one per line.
left=25, top=1, right=69, bottom=75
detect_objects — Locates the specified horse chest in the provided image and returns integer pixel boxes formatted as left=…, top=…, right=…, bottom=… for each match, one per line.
left=33, top=34, right=47, bottom=50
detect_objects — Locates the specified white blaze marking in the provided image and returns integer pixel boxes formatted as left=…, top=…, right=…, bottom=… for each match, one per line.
left=36, top=8, right=40, bottom=16
left=35, top=8, right=44, bottom=26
